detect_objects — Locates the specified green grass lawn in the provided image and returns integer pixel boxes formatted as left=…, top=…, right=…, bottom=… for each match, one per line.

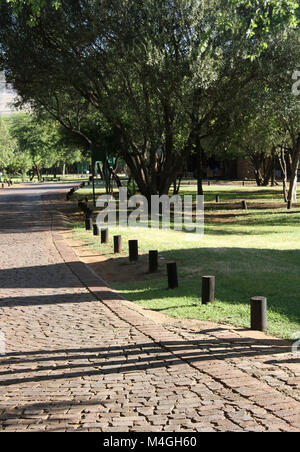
left=69, top=183, right=300, bottom=340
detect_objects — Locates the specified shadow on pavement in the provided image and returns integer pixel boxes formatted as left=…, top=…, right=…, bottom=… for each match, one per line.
left=0, top=339, right=295, bottom=387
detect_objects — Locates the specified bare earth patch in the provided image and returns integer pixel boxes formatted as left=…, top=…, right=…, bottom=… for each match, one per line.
left=62, top=232, right=168, bottom=284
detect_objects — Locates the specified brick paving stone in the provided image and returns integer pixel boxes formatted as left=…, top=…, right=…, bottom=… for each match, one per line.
left=0, top=184, right=299, bottom=432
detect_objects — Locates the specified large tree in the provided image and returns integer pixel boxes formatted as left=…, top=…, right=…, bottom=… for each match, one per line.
left=0, top=0, right=299, bottom=200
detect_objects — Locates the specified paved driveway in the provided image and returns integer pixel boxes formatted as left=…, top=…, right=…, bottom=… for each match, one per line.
left=0, top=183, right=299, bottom=432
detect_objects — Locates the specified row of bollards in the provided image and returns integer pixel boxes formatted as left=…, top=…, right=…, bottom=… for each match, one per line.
left=78, top=196, right=268, bottom=333
left=166, top=266, right=267, bottom=332
left=81, top=204, right=159, bottom=273
left=165, top=269, right=215, bottom=304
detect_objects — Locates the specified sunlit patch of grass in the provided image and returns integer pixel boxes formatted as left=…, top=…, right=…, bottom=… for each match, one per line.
left=68, top=184, right=300, bottom=339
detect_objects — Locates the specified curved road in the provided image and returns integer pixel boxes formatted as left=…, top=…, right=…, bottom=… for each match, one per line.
left=0, top=183, right=299, bottom=432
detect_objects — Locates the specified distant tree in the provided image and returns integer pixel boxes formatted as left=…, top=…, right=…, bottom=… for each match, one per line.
left=204, top=26, right=300, bottom=204
left=10, top=113, right=82, bottom=180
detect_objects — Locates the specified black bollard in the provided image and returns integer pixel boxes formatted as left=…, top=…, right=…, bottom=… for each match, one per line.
left=101, top=228, right=109, bottom=244
left=85, top=208, right=93, bottom=218
left=128, top=240, right=138, bottom=262
left=242, top=200, right=248, bottom=210
left=167, top=262, right=178, bottom=289
left=202, top=276, right=215, bottom=304
left=251, top=297, right=267, bottom=332
left=114, top=235, right=122, bottom=254
left=85, top=218, right=93, bottom=231
left=216, top=195, right=220, bottom=203
left=149, top=250, right=158, bottom=273
left=93, top=224, right=99, bottom=236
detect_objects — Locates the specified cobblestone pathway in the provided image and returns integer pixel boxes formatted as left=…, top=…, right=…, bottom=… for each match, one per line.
left=0, top=184, right=299, bottom=432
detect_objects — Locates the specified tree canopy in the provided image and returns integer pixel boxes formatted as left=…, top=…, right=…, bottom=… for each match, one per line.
left=0, top=112, right=84, bottom=180
left=0, top=0, right=299, bottom=200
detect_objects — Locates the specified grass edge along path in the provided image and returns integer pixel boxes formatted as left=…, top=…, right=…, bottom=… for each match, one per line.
left=68, top=184, right=300, bottom=340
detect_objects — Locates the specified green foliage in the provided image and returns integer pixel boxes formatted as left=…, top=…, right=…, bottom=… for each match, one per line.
left=10, top=113, right=57, bottom=167
left=0, top=1, right=299, bottom=194
left=3, top=0, right=61, bottom=24
left=71, top=184, right=300, bottom=339
left=8, top=113, right=83, bottom=178
left=0, top=116, right=16, bottom=173
left=3, top=0, right=299, bottom=32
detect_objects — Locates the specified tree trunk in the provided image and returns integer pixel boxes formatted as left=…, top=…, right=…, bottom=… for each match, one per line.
left=103, top=160, right=111, bottom=194
left=196, top=138, right=203, bottom=196
left=122, top=149, right=185, bottom=207
left=287, top=136, right=300, bottom=206
left=249, top=153, right=264, bottom=187
left=34, top=163, right=42, bottom=182
left=288, top=162, right=299, bottom=205
left=107, top=157, right=122, bottom=189
left=278, top=147, right=288, bottom=203
left=270, top=148, right=277, bottom=187
left=262, top=156, right=272, bottom=186
left=173, top=175, right=183, bottom=195
left=97, top=162, right=104, bottom=180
